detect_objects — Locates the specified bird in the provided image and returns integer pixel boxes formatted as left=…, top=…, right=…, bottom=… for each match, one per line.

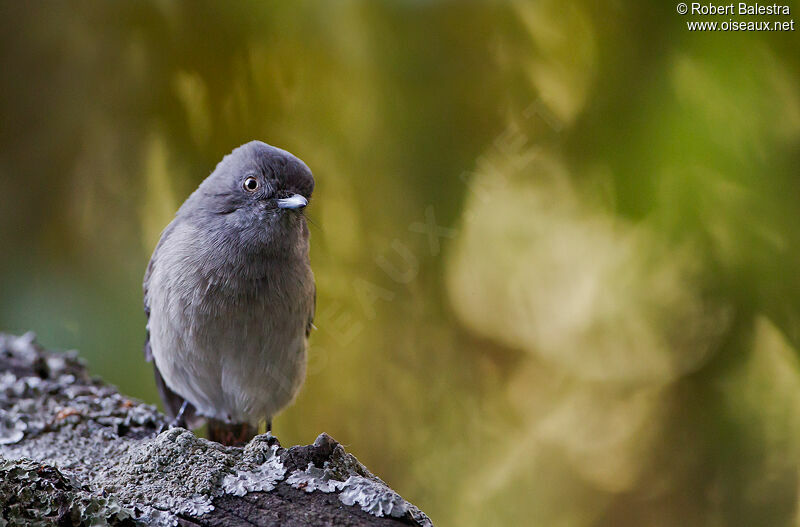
left=143, top=140, right=315, bottom=446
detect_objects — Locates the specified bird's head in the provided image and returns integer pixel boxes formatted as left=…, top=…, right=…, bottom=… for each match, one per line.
left=182, top=141, right=315, bottom=254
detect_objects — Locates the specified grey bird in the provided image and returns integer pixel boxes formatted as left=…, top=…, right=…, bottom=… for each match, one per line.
left=143, top=141, right=315, bottom=446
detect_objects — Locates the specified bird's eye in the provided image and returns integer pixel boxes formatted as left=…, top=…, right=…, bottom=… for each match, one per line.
left=243, top=177, right=260, bottom=192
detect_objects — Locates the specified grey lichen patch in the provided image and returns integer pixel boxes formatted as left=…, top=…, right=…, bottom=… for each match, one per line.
left=0, top=407, right=26, bottom=445
left=0, top=332, right=164, bottom=447
left=94, top=428, right=228, bottom=518
left=0, top=332, right=165, bottom=488
left=222, top=435, right=286, bottom=495
left=93, top=428, right=287, bottom=521
left=287, top=462, right=347, bottom=493
left=338, top=475, right=410, bottom=518
left=0, top=458, right=134, bottom=526
left=286, top=434, right=434, bottom=527
left=288, top=467, right=417, bottom=521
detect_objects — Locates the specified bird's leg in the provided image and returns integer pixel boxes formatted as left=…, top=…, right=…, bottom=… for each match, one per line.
left=266, top=419, right=272, bottom=433
left=172, top=400, right=189, bottom=428
left=159, top=400, right=190, bottom=433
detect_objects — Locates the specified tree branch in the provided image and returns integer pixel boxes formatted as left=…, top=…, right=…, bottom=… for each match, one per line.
left=0, top=333, right=433, bottom=527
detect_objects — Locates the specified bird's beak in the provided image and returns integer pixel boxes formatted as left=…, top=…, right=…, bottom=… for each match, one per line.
left=276, top=194, right=308, bottom=210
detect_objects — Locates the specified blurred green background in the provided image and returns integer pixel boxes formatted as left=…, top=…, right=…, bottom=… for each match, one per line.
left=1, top=1, right=800, bottom=525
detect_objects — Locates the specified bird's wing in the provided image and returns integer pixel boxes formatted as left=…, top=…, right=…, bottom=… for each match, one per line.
left=143, top=257, right=156, bottom=362
left=143, top=221, right=178, bottom=360
left=143, top=222, right=189, bottom=419
left=306, top=282, right=316, bottom=338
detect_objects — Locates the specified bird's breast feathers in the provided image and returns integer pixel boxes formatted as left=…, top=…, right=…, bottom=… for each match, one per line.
left=147, top=223, right=313, bottom=423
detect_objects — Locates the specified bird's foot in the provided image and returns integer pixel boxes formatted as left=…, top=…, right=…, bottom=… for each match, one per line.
left=207, top=419, right=259, bottom=447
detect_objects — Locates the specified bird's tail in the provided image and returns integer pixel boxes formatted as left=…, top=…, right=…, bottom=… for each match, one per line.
left=207, top=419, right=259, bottom=447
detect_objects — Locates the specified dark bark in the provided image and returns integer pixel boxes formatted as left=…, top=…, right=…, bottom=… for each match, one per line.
left=0, top=333, right=433, bottom=527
